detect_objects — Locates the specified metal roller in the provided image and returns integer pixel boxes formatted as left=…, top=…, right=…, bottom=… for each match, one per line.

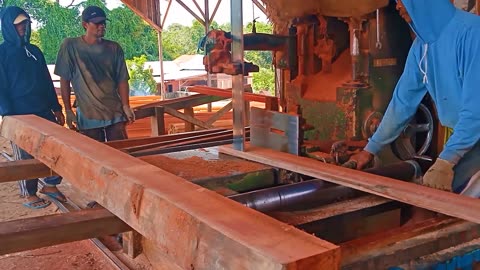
left=229, top=160, right=422, bottom=212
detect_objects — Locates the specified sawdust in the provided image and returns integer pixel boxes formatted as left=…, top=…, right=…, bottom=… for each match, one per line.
left=139, top=155, right=269, bottom=180
left=302, top=50, right=352, bottom=102
left=0, top=241, right=118, bottom=270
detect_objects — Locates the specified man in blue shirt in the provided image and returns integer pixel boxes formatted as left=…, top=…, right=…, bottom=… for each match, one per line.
left=348, top=0, right=480, bottom=196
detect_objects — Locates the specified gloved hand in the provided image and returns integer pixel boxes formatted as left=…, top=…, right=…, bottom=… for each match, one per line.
left=422, top=158, right=454, bottom=191
left=122, top=105, right=135, bottom=124
left=53, top=110, right=65, bottom=126
left=65, top=110, right=77, bottom=130
left=345, top=150, right=374, bottom=170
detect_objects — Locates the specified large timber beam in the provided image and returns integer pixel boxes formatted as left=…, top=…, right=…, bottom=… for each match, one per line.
left=0, top=115, right=340, bottom=270
left=0, top=208, right=130, bottom=255
left=219, top=144, right=480, bottom=224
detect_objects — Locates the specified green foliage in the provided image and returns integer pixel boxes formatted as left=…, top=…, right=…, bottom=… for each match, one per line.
left=126, top=55, right=157, bottom=95
left=244, top=21, right=275, bottom=93
left=162, top=23, right=194, bottom=60
left=252, top=68, right=275, bottom=95
left=106, top=6, right=159, bottom=60
left=161, top=20, right=220, bottom=60
left=1, top=0, right=158, bottom=63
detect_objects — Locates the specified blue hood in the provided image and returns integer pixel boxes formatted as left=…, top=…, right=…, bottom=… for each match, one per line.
left=401, top=0, right=456, bottom=43
left=1, top=6, right=31, bottom=47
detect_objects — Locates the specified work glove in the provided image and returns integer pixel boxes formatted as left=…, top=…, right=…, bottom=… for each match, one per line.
left=344, top=150, right=374, bottom=170
left=422, top=158, right=454, bottom=192
left=65, top=110, right=77, bottom=130
left=122, top=105, right=135, bottom=124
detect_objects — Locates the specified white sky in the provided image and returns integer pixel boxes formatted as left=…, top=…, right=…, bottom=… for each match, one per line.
left=59, top=0, right=268, bottom=28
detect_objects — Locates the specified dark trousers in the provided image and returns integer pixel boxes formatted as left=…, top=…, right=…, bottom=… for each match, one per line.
left=11, top=143, right=62, bottom=197
left=80, top=121, right=128, bottom=142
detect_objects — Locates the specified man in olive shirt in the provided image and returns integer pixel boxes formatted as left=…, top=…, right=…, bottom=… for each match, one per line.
left=54, top=5, right=135, bottom=142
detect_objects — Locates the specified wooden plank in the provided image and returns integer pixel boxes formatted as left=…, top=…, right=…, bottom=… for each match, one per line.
left=120, top=0, right=162, bottom=31
left=123, top=129, right=236, bottom=153
left=0, top=159, right=57, bottom=183
left=1, top=115, right=340, bottom=270
left=0, top=208, right=130, bottom=255
left=341, top=217, right=480, bottom=269
left=134, top=94, right=227, bottom=119
left=106, top=128, right=227, bottom=149
left=129, top=133, right=240, bottom=157
left=271, top=195, right=392, bottom=226
left=189, top=86, right=278, bottom=103
left=219, top=144, right=480, bottom=225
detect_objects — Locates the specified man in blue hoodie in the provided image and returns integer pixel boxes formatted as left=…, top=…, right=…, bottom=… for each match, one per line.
left=348, top=0, right=480, bottom=196
left=0, top=6, right=67, bottom=209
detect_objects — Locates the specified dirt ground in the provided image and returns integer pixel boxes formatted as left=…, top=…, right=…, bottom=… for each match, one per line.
left=0, top=136, right=152, bottom=270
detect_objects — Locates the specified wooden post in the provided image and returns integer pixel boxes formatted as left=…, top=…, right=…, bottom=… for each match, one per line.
left=265, top=96, right=280, bottom=111
left=122, top=230, right=143, bottom=258
left=150, top=106, right=165, bottom=136
left=183, top=106, right=195, bottom=131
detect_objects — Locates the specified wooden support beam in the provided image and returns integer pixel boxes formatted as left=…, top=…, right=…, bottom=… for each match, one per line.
left=164, top=106, right=213, bottom=130
left=1, top=116, right=340, bottom=270
left=341, top=217, right=480, bottom=269
left=272, top=195, right=392, bottom=226
left=182, top=106, right=196, bottom=131
left=219, top=144, right=480, bottom=224
left=205, top=101, right=233, bottom=126
left=0, top=208, right=130, bottom=255
left=0, top=159, right=57, bottom=183
left=150, top=106, right=165, bottom=136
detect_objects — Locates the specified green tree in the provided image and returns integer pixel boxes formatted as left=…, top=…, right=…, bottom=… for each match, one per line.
left=252, top=68, right=275, bottom=95
left=244, top=21, right=273, bottom=69
left=162, top=23, right=195, bottom=60
left=106, top=6, right=159, bottom=60
left=126, top=54, right=157, bottom=95
left=244, top=21, right=275, bottom=93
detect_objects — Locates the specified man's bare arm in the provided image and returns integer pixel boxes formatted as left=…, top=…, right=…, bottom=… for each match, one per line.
left=118, top=80, right=130, bottom=106
left=60, top=78, right=73, bottom=110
